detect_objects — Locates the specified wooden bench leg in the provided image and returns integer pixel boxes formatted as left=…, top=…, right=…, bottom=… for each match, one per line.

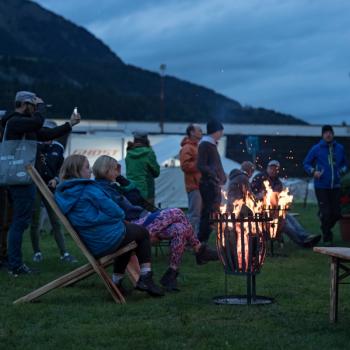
left=330, top=257, right=339, bottom=323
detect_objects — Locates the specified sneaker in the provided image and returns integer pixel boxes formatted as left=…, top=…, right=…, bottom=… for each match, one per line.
left=32, top=252, right=43, bottom=263
left=60, top=253, right=78, bottom=263
left=196, top=243, right=219, bottom=265
left=302, top=234, right=321, bottom=248
left=136, top=272, right=164, bottom=297
left=8, top=264, right=39, bottom=277
left=160, top=267, right=180, bottom=292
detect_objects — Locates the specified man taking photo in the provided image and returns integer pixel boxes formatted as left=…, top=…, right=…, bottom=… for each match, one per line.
left=1, top=91, right=81, bottom=276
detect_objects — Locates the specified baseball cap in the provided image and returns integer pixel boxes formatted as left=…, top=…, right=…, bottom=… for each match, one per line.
left=268, top=160, right=280, bottom=167
left=15, top=91, right=44, bottom=105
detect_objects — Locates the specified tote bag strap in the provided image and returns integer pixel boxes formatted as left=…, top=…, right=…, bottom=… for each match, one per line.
left=2, top=117, right=27, bottom=142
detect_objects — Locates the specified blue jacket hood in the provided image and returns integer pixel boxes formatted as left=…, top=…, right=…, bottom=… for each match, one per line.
left=55, top=179, right=94, bottom=215
left=55, top=178, right=126, bottom=257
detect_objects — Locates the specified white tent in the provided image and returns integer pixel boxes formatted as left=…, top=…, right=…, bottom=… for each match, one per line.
left=65, top=132, right=314, bottom=208
left=66, top=133, right=240, bottom=208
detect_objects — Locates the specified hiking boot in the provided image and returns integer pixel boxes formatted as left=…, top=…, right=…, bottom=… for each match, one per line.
left=302, top=234, right=321, bottom=248
left=160, top=268, right=180, bottom=292
left=8, top=264, right=39, bottom=277
left=60, top=252, right=78, bottom=263
left=196, top=243, right=219, bottom=265
left=136, top=272, right=164, bottom=297
left=33, top=252, right=43, bottom=263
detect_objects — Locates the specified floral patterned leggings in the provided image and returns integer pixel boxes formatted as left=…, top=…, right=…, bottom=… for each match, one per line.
left=134, top=208, right=200, bottom=269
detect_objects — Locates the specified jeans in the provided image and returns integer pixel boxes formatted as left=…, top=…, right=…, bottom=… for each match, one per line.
left=0, top=187, right=12, bottom=261
left=7, top=184, right=36, bottom=270
left=198, top=180, right=221, bottom=243
left=282, top=214, right=310, bottom=246
left=187, top=189, right=202, bottom=237
left=315, top=188, right=341, bottom=241
left=30, top=192, right=66, bottom=255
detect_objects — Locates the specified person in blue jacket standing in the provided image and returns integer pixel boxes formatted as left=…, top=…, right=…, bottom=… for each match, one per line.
left=303, top=125, right=348, bottom=243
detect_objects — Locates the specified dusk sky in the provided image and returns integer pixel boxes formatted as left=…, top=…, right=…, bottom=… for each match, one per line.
left=35, top=0, right=350, bottom=124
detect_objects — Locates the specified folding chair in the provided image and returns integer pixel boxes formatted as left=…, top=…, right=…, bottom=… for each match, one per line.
left=14, top=165, right=139, bottom=305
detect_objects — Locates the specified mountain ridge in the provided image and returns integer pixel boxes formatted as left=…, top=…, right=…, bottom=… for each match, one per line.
left=0, top=0, right=307, bottom=125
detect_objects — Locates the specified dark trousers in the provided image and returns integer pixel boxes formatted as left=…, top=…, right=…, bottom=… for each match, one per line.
left=315, top=188, right=341, bottom=242
left=113, top=222, right=151, bottom=274
left=0, top=188, right=12, bottom=261
left=7, top=184, right=36, bottom=270
left=30, top=192, right=66, bottom=255
left=198, top=180, right=221, bottom=242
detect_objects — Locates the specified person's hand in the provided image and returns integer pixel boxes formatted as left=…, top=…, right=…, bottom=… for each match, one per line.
left=69, top=112, right=81, bottom=127
left=314, top=170, right=323, bottom=179
left=48, top=178, right=57, bottom=189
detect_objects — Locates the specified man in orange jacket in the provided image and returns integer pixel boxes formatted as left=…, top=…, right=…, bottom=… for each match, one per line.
left=180, top=124, right=203, bottom=237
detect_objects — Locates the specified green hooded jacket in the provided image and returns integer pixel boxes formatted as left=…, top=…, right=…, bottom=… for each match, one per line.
left=125, top=146, right=160, bottom=200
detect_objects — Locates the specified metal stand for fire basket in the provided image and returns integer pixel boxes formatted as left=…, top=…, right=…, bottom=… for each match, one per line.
left=211, top=212, right=274, bottom=306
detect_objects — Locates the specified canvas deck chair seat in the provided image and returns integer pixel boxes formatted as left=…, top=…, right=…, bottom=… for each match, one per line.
left=14, top=165, right=139, bottom=305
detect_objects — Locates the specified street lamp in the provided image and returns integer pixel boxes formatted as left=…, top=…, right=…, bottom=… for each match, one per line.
left=159, top=64, right=166, bottom=134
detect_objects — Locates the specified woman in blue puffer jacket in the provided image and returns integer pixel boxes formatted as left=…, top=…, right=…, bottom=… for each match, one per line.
left=55, top=154, right=163, bottom=297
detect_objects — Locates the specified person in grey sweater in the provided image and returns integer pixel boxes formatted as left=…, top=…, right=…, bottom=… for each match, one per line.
left=197, top=120, right=226, bottom=242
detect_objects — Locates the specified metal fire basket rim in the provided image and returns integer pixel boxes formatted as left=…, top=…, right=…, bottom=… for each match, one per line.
left=210, top=213, right=272, bottom=223
left=213, top=295, right=274, bottom=306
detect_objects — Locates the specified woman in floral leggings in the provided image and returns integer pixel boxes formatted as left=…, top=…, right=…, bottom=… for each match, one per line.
left=93, top=155, right=218, bottom=291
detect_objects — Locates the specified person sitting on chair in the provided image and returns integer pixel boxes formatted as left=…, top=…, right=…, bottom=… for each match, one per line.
left=54, top=154, right=164, bottom=297
left=92, top=155, right=218, bottom=292
left=251, top=160, right=321, bottom=248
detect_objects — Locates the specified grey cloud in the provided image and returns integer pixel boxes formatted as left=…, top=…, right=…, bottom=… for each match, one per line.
left=35, top=0, right=350, bottom=124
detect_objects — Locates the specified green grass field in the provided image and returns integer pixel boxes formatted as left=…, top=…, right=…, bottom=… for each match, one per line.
left=1, top=203, right=350, bottom=350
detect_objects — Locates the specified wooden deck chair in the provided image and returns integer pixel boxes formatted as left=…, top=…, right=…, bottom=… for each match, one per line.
left=14, top=165, right=139, bottom=305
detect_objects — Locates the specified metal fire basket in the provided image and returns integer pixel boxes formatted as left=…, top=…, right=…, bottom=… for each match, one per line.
left=262, top=205, right=289, bottom=256
left=211, top=211, right=273, bottom=305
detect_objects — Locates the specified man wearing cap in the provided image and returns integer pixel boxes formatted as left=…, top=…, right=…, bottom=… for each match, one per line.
left=180, top=124, right=203, bottom=237
left=304, top=125, right=347, bottom=244
left=252, top=160, right=321, bottom=247
left=197, top=120, right=226, bottom=242
left=1, top=91, right=81, bottom=276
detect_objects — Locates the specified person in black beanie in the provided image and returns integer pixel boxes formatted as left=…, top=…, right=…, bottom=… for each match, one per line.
left=197, top=120, right=226, bottom=242
left=304, top=124, right=348, bottom=244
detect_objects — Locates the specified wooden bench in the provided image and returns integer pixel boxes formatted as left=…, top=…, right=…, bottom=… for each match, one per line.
left=313, top=246, right=350, bottom=322
left=14, top=165, right=139, bottom=305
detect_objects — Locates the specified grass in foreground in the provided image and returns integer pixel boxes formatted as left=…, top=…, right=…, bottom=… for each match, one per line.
left=1, top=203, right=350, bottom=350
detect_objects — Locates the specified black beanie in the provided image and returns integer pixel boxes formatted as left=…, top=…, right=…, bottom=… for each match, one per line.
left=322, top=125, right=334, bottom=135
left=207, top=120, right=224, bottom=134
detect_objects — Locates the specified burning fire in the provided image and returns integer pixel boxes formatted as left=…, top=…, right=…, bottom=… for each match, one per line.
left=262, top=180, right=293, bottom=238
left=215, top=179, right=293, bottom=273
left=218, top=180, right=293, bottom=246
